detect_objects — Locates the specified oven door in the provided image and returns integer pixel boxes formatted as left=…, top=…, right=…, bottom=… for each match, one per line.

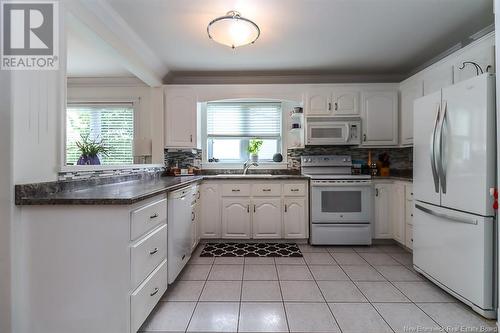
left=311, top=182, right=372, bottom=223
left=307, top=122, right=350, bottom=145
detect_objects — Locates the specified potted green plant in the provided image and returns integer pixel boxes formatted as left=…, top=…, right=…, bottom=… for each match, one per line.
left=75, top=134, right=109, bottom=165
left=247, top=139, right=263, bottom=163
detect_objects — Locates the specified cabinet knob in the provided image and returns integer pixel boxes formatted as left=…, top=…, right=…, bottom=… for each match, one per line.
left=375, top=188, right=379, bottom=197
left=232, top=189, right=240, bottom=192
left=334, top=102, right=338, bottom=111
left=363, top=134, right=367, bottom=142
left=328, top=102, right=332, bottom=111
left=190, top=134, right=193, bottom=142
left=284, top=204, right=287, bottom=212
left=262, top=189, right=271, bottom=192
left=247, top=205, right=250, bottom=213
left=291, top=189, right=299, bottom=192
left=192, top=211, right=195, bottom=221
left=150, top=213, right=159, bottom=219
left=149, top=248, right=159, bottom=255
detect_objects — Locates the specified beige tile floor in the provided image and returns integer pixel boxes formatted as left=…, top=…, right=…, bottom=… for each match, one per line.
left=140, top=243, right=497, bottom=333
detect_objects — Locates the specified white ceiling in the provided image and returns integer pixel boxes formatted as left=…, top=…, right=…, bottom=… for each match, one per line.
left=66, top=21, right=132, bottom=77
left=105, top=0, right=493, bottom=77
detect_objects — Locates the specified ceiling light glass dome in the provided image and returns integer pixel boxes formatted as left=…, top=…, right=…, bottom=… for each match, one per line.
left=207, top=11, right=260, bottom=49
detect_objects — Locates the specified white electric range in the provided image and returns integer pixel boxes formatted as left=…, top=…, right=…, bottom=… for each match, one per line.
left=301, top=155, right=372, bottom=245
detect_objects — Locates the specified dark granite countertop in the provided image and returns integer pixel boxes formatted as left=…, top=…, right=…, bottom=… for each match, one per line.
left=16, top=176, right=203, bottom=205
left=15, top=174, right=309, bottom=206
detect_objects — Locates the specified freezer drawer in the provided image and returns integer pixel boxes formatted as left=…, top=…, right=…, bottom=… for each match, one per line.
left=413, top=202, right=494, bottom=315
left=311, top=223, right=371, bottom=245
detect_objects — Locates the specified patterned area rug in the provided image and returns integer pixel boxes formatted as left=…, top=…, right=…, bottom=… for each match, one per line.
left=200, top=242, right=302, bottom=257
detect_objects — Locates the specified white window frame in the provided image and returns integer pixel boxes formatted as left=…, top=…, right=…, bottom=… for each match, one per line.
left=61, top=99, right=162, bottom=172
left=200, top=100, right=288, bottom=169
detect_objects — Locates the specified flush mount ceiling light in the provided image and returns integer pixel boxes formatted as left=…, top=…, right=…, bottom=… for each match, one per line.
left=207, top=10, right=260, bottom=49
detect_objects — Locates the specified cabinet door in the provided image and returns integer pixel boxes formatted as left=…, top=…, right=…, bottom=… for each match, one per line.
left=374, top=184, right=392, bottom=238
left=200, top=183, right=221, bottom=238
left=164, top=87, right=197, bottom=148
left=400, top=80, right=423, bottom=145
left=391, top=183, right=406, bottom=244
left=283, top=198, right=308, bottom=239
left=332, top=90, right=360, bottom=116
left=222, top=198, right=251, bottom=239
left=252, top=198, right=282, bottom=239
left=423, top=64, right=453, bottom=95
left=306, top=87, right=332, bottom=116
left=362, top=91, right=398, bottom=145
left=453, top=44, right=494, bottom=83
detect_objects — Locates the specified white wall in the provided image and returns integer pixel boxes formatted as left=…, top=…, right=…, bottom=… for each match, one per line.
left=67, top=78, right=164, bottom=163
left=0, top=65, right=12, bottom=333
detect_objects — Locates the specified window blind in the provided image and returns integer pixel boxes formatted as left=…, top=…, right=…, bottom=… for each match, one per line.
left=66, top=104, right=134, bottom=165
left=207, top=102, right=282, bottom=138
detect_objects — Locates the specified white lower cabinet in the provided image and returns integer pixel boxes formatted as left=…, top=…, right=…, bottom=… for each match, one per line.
left=203, top=180, right=309, bottom=240
left=222, top=198, right=252, bottom=238
left=283, top=198, right=308, bottom=239
left=200, top=182, right=221, bottom=238
left=374, top=180, right=413, bottom=248
left=253, top=198, right=282, bottom=239
left=374, top=183, right=392, bottom=238
left=391, top=183, right=406, bottom=244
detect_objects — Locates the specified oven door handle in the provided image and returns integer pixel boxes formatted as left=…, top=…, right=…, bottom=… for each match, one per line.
left=311, top=182, right=371, bottom=187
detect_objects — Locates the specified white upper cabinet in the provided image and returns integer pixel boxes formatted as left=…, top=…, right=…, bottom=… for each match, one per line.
left=305, top=87, right=332, bottom=116
left=332, top=90, right=360, bottom=116
left=306, top=87, right=360, bottom=117
left=423, top=63, right=453, bottom=96
left=252, top=198, right=282, bottom=239
left=361, top=90, right=398, bottom=146
left=453, top=43, right=495, bottom=83
left=400, top=80, right=424, bottom=145
left=164, top=87, right=197, bottom=148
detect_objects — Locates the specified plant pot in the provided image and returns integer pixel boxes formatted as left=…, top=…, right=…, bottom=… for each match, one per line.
left=77, top=155, right=101, bottom=165
left=251, top=154, right=258, bottom=163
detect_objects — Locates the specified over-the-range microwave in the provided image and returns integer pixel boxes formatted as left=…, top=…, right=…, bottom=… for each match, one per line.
left=306, top=118, right=361, bottom=145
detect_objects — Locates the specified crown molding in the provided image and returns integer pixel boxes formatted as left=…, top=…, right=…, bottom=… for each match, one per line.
left=163, top=71, right=405, bottom=85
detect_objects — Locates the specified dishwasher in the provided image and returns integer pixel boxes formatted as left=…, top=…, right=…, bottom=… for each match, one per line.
left=167, top=185, right=194, bottom=283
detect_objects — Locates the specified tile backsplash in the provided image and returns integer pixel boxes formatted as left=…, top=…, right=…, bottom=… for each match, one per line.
left=287, top=146, right=413, bottom=171
left=164, top=146, right=412, bottom=173
left=164, top=148, right=202, bottom=169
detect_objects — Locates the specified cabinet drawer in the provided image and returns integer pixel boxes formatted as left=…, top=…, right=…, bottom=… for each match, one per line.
left=252, top=183, right=282, bottom=196
left=222, top=184, right=251, bottom=196
left=283, top=183, right=306, bottom=196
left=405, top=184, right=413, bottom=201
left=131, top=259, right=168, bottom=333
left=131, top=198, right=167, bottom=240
left=131, top=224, right=167, bottom=288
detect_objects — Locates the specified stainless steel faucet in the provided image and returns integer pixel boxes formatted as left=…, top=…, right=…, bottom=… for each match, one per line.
left=243, top=160, right=259, bottom=174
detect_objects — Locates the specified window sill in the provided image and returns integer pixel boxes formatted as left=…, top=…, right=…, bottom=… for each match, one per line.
left=60, top=164, right=164, bottom=173
left=201, top=162, right=288, bottom=170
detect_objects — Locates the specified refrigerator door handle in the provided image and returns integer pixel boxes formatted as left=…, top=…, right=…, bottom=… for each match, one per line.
left=415, top=204, right=478, bottom=225
left=437, top=101, right=448, bottom=194
left=430, top=104, right=441, bottom=193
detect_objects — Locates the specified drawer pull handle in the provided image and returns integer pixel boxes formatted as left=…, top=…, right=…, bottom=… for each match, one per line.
left=247, top=205, right=250, bottom=213
left=232, top=189, right=240, bottom=192
left=262, top=189, right=271, bottom=192
left=150, top=213, right=159, bottom=219
left=149, top=248, right=159, bottom=255
left=150, top=287, right=159, bottom=297
left=284, top=204, right=287, bottom=212
left=291, top=189, right=299, bottom=192
left=191, top=212, right=195, bottom=221
left=197, top=192, right=201, bottom=199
